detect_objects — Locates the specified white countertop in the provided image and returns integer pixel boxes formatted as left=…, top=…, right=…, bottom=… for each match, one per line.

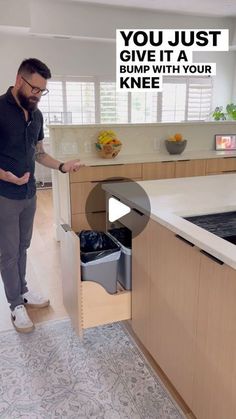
left=61, top=149, right=236, bottom=166
left=103, top=174, right=236, bottom=269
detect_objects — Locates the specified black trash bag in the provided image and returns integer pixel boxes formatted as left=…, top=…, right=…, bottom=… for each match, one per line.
left=108, top=227, right=132, bottom=248
left=77, top=230, right=120, bottom=263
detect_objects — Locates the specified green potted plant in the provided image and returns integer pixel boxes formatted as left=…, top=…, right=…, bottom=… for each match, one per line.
left=212, top=106, right=226, bottom=121
left=226, top=103, right=236, bottom=120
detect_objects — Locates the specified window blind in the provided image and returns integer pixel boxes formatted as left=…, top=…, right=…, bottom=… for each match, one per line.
left=187, top=77, right=213, bottom=121
left=66, top=81, right=95, bottom=124
left=39, top=76, right=213, bottom=136
left=100, top=82, right=128, bottom=123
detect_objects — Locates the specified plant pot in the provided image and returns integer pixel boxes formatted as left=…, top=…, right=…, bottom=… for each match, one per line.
left=165, top=139, right=187, bottom=155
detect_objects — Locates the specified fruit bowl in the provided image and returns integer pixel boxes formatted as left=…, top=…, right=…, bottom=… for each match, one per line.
left=165, top=139, right=187, bottom=155
left=95, top=142, right=122, bottom=159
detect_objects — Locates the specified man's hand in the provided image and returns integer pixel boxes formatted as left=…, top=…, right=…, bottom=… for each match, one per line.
left=61, top=159, right=84, bottom=173
left=3, top=171, right=30, bottom=185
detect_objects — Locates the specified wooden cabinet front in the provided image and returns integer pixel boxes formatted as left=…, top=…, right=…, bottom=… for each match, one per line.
left=131, top=223, right=151, bottom=348
left=147, top=221, right=201, bottom=409
left=206, top=157, right=236, bottom=174
left=69, top=163, right=142, bottom=231
left=193, top=252, right=236, bottom=419
left=70, top=163, right=142, bottom=183
left=60, top=224, right=131, bottom=335
left=175, top=159, right=206, bottom=177
left=142, top=161, right=175, bottom=180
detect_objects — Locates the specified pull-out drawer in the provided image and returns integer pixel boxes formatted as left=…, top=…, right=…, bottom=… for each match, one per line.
left=175, top=159, right=206, bottom=177
left=206, top=158, right=236, bottom=174
left=71, top=212, right=106, bottom=231
left=142, top=161, right=175, bottom=180
left=70, top=182, right=106, bottom=214
left=70, top=163, right=142, bottom=183
left=60, top=224, right=131, bottom=335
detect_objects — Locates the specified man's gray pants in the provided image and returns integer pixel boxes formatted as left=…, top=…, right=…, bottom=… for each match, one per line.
left=0, top=195, right=36, bottom=310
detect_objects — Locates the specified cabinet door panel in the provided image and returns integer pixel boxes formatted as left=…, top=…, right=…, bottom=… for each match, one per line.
left=70, top=182, right=105, bottom=214
left=131, top=222, right=151, bottom=348
left=175, top=159, right=206, bottom=177
left=148, top=221, right=200, bottom=409
left=193, top=254, right=236, bottom=419
left=70, top=164, right=142, bottom=182
left=142, top=162, right=175, bottom=180
left=206, top=157, right=236, bottom=174
left=60, top=224, right=82, bottom=335
left=72, top=212, right=106, bottom=232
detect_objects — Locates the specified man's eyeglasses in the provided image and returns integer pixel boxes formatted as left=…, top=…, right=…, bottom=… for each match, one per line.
left=21, top=77, right=49, bottom=96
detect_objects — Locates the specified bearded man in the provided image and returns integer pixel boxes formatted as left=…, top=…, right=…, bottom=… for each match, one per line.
left=0, top=58, right=83, bottom=333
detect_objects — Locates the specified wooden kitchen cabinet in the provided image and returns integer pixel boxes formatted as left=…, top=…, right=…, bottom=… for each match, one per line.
left=142, top=158, right=206, bottom=180
left=69, top=163, right=142, bottom=183
left=131, top=222, right=151, bottom=348
left=58, top=163, right=142, bottom=232
left=175, top=159, right=206, bottom=177
left=147, top=221, right=201, bottom=409
left=142, top=161, right=175, bottom=180
left=56, top=157, right=235, bottom=235
left=60, top=224, right=131, bottom=336
left=206, top=157, right=236, bottom=174
left=193, top=252, right=236, bottom=419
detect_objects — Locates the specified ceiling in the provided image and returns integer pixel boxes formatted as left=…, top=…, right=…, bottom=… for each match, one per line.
left=66, top=0, right=236, bottom=17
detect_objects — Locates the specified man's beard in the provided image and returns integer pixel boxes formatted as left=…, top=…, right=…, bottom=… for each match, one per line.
left=17, top=89, right=39, bottom=112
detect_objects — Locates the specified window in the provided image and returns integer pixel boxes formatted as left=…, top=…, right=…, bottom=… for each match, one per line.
left=66, top=81, right=95, bottom=124
left=39, top=81, right=64, bottom=137
left=161, top=79, right=186, bottom=122
left=39, top=76, right=213, bottom=136
left=100, top=82, right=128, bottom=123
left=187, top=77, right=213, bottom=121
left=131, top=92, right=158, bottom=123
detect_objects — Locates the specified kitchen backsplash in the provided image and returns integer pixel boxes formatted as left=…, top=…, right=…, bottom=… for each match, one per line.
left=48, top=121, right=236, bottom=158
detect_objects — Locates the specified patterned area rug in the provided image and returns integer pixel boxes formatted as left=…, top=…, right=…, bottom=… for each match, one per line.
left=0, top=319, right=185, bottom=419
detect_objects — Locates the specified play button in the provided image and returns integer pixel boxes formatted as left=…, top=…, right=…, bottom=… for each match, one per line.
left=108, top=197, right=131, bottom=222
left=85, top=177, right=150, bottom=237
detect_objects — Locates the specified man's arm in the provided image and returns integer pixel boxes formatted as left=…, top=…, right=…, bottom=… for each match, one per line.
left=35, top=141, right=84, bottom=172
left=0, top=168, right=30, bottom=185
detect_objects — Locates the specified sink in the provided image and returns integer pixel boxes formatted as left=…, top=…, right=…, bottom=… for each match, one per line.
left=184, top=211, right=236, bottom=240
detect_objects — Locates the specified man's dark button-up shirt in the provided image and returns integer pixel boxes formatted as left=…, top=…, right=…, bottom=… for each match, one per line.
left=0, top=87, right=44, bottom=199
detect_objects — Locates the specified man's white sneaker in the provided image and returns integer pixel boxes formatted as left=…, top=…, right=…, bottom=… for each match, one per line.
left=23, top=290, right=50, bottom=309
left=11, top=305, right=35, bottom=333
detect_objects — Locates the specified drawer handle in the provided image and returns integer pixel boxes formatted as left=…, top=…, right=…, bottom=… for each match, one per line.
left=132, top=208, right=144, bottom=216
left=175, top=234, right=194, bottom=247
left=90, top=210, right=106, bottom=214
left=61, top=224, right=72, bottom=232
left=91, top=178, right=126, bottom=183
left=90, top=164, right=124, bottom=167
left=200, top=249, right=224, bottom=265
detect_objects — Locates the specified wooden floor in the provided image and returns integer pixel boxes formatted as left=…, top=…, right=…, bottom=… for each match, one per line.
left=0, top=189, right=67, bottom=332
left=0, top=189, right=195, bottom=418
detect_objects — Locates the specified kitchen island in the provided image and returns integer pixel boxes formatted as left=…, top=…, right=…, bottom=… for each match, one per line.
left=103, top=174, right=236, bottom=419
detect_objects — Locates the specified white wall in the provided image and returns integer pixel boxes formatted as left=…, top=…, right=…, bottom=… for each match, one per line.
left=0, top=0, right=235, bottom=108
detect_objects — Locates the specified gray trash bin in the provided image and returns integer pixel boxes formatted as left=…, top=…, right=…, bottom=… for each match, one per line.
left=108, top=227, right=132, bottom=291
left=78, top=231, right=121, bottom=294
